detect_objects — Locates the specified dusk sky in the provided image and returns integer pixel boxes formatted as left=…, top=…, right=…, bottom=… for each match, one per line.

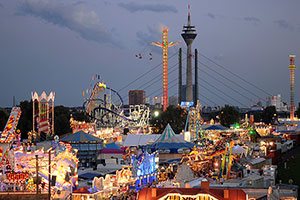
left=0, top=0, right=299, bottom=107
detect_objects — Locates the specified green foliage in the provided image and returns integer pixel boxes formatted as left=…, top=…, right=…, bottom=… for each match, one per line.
left=150, top=105, right=187, bottom=134
left=54, top=106, right=72, bottom=135
left=262, top=106, right=277, bottom=124
left=71, top=109, right=90, bottom=122
left=2, top=100, right=90, bottom=139
left=219, top=105, right=240, bottom=127
left=296, top=106, right=300, bottom=119
left=0, top=108, right=9, bottom=131
left=248, top=128, right=260, bottom=142
left=17, top=100, right=33, bottom=139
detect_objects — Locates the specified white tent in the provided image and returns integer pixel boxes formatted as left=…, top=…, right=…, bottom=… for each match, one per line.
left=122, top=134, right=160, bottom=147
left=232, top=145, right=246, bottom=155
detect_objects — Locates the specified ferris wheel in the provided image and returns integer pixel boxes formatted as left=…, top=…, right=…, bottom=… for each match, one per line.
left=83, top=76, right=129, bottom=127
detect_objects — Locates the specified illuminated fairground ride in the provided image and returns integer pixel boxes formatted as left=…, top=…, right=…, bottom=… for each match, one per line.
left=31, top=91, right=55, bottom=137
left=182, top=100, right=203, bottom=141
left=83, top=79, right=150, bottom=129
left=0, top=138, right=78, bottom=195
left=0, top=107, right=22, bottom=144
left=180, top=140, right=237, bottom=180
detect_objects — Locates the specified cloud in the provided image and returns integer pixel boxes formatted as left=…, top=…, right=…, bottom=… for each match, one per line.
left=244, top=17, right=260, bottom=23
left=104, top=1, right=112, bottom=6
left=18, top=0, right=121, bottom=47
left=119, top=2, right=177, bottom=13
left=274, top=19, right=294, bottom=31
left=136, top=26, right=162, bottom=54
left=207, top=13, right=215, bottom=19
left=0, top=3, right=3, bottom=8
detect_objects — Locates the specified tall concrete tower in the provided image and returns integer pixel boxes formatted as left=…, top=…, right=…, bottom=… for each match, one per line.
left=182, top=5, right=197, bottom=103
left=289, top=55, right=296, bottom=120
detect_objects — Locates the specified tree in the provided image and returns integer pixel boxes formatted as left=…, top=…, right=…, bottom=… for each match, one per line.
left=295, top=106, right=300, bottom=119
left=17, top=100, right=33, bottom=140
left=150, top=105, right=187, bottom=134
left=262, top=106, right=277, bottom=124
left=219, top=105, right=240, bottom=127
left=0, top=108, right=9, bottom=131
left=71, top=109, right=90, bottom=122
left=54, top=106, right=72, bottom=135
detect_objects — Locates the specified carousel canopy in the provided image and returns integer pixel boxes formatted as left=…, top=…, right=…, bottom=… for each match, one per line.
left=149, top=124, right=194, bottom=153
left=61, top=131, right=102, bottom=143
left=201, top=124, right=228, bottom=131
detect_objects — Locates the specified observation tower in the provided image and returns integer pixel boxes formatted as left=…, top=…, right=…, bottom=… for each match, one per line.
left=181, top=5, right=197, bottom=102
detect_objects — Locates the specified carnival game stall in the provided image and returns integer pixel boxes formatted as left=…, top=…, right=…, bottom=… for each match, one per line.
left=70, top=116, right=96, bottom=134
left=3, top=140, right=79, bottom=194
left=89, top=166, right=136, bottom=199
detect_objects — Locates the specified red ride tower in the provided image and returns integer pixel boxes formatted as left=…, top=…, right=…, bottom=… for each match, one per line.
left=152, top=27, right=177, bottom=111
left=289, top=55, right=296, bottom=120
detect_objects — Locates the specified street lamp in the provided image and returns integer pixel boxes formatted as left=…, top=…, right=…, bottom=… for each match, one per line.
left=47, top=147, right=53, bottom=200
left=154, top=111, right=159, bottom=118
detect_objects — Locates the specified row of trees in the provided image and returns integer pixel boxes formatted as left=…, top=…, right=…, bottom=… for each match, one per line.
left=2, top=101, right=300, bottom=138
left=149, top=104, right=288, bottom=134
left=149, top=105, right=241, bottom=134
left=0, top=100, right=88, bottom=139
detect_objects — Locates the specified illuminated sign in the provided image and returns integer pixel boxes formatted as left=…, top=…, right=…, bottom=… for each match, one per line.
left=180, top=102, right=194, bottom=108
left=6, top=172, right=29, bottom=182
left=161, top=193, right=218, bottom=200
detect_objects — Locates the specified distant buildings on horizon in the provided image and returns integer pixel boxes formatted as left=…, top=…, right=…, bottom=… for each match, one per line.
left=127, top=90, right=292, bottom=114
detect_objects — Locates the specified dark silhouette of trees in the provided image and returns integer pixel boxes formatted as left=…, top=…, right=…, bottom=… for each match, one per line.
left=0, top=108, right=9, bottom=131
left=17, top=100, right=33, bottom=139
left=2, top=99, right=91, bottom=139
left=150, top=105, right=187, bottom=134
left=262, top=106, right=277, bottom=124
left=54, top=106, right=72, bottom=135
left=219, top=105, right=240, bottom=127
left=295, top=106, right=300, bottom=119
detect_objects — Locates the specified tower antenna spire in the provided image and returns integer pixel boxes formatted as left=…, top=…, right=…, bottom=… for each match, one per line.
left=188, top=4, right=191, bottom=26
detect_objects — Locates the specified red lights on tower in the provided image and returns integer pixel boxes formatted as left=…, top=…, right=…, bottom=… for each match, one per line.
left=288, top=55, right=296, bottom=120
left=152, top=27, right=177, bottom=111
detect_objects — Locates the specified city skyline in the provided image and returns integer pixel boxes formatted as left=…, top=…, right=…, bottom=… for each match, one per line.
left=0, top=0, right=300, bottom=107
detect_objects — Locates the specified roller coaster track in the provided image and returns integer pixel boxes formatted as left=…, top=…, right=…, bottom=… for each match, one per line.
left=83, top=82, right=150, bottom=128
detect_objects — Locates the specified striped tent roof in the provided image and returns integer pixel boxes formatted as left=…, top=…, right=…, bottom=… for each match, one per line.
left=150, top=124, right=194, bottom=153
left=155, top=123, right=182, bottom=143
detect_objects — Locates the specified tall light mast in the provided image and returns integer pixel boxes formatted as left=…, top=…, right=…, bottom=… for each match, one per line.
left=152, top=27, right=177, bottom=111
left=289, top=55, right=296, bottom=120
